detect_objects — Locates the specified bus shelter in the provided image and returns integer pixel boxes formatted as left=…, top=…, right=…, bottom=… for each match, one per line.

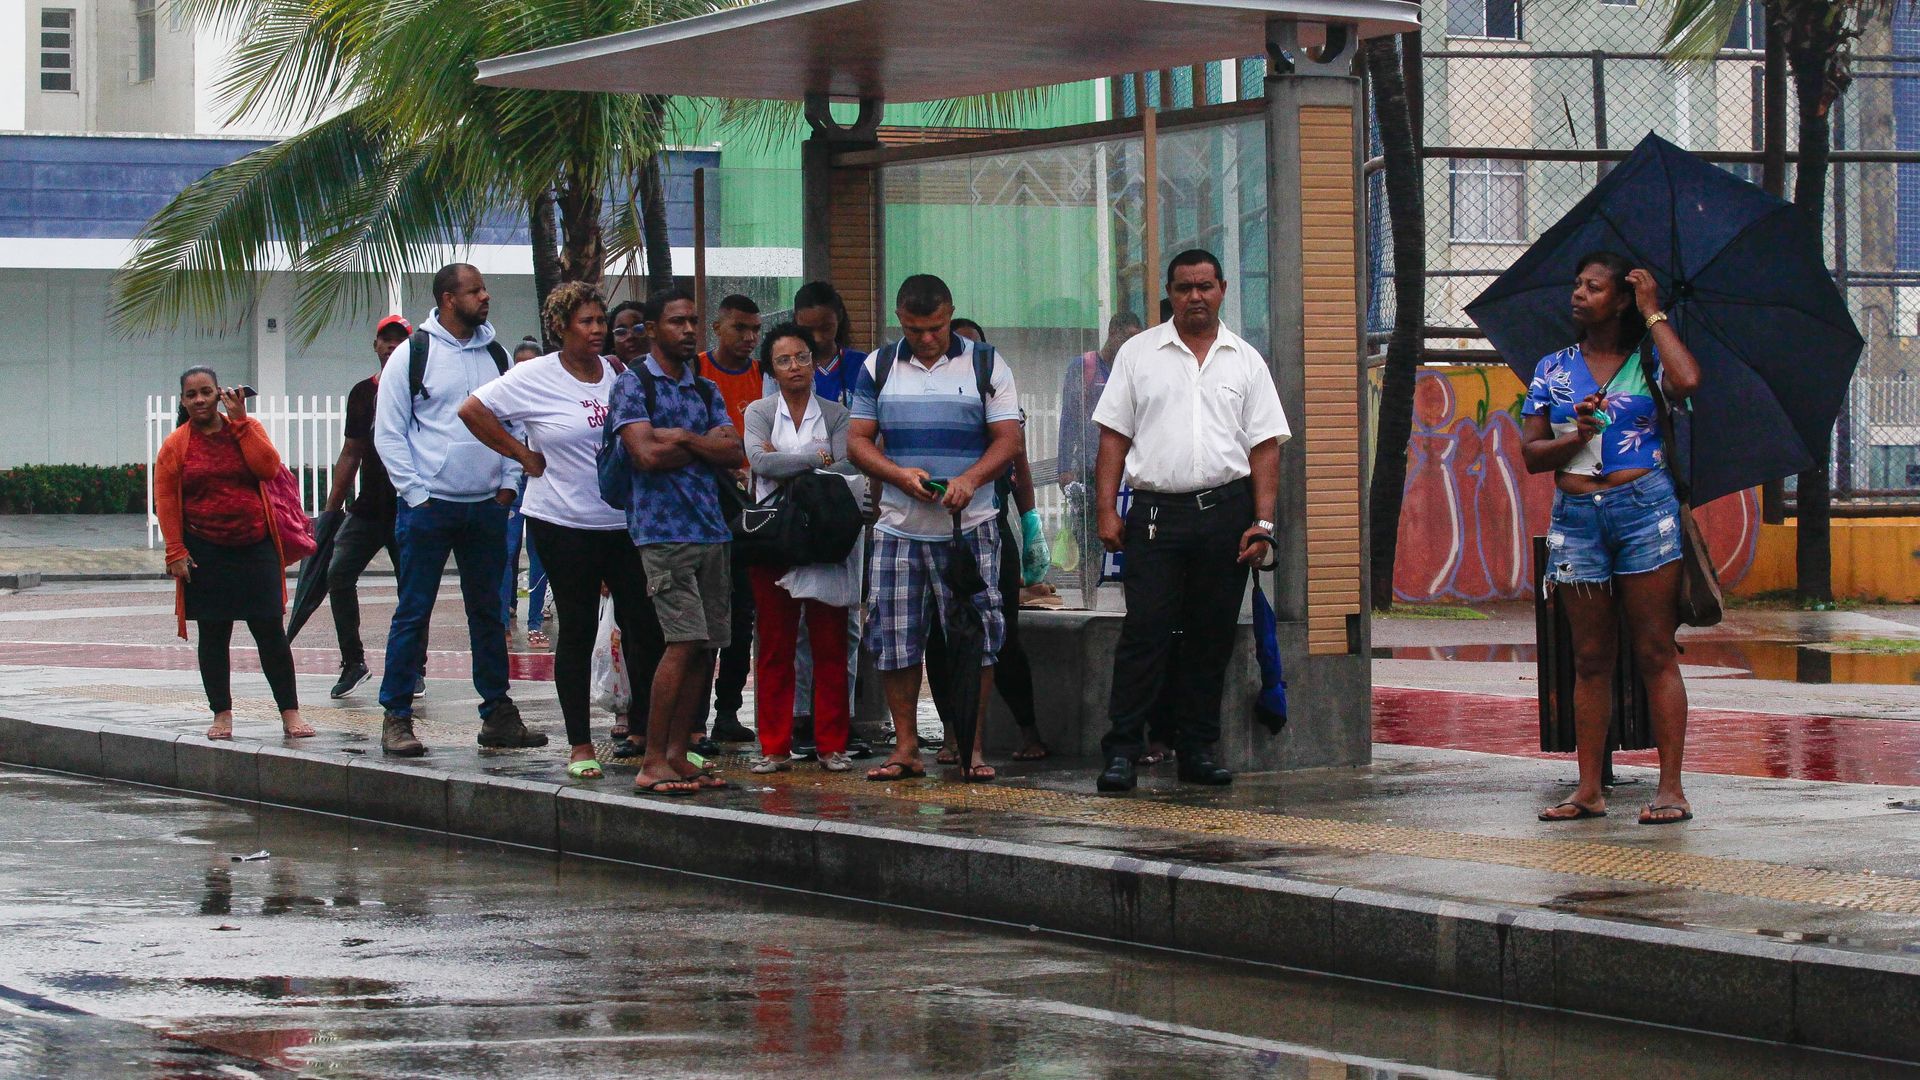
left=478, top=0, right=1419, bottom=771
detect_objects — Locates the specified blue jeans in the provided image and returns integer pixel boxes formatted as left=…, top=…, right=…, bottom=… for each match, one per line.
left=380, top=497, right=511, bottom=718
left=1546, top=469, right=1685, bottom=585
left=502, top=503, right=549, bottom=630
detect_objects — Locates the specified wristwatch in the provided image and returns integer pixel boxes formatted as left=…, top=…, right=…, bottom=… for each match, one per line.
left=1645, top=311, right=1669, bottom=329
left=1255, top=519, right=1275, bottom=533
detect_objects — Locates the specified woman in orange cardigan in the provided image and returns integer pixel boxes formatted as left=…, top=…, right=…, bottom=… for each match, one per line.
left=156, top=367, right=311, bottom=740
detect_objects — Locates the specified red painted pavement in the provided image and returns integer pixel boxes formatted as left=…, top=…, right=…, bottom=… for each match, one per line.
left=1375, top=684, right=1920, bottom=787
left=0, top=641, right=556, bottom=683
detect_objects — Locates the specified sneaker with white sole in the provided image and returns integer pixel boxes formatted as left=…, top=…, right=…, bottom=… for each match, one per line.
left=750, top=756, right=790, bottom=774
left=819, top=751, right=852, bottom=772
left=330, top=662, right=370, bottom=700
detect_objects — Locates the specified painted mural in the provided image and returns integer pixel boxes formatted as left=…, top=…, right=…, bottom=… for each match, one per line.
left=1388, top=366, right=1759, bottom=604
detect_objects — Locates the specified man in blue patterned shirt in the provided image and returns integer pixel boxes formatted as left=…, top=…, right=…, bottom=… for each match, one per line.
left=608, top=288, right=745, bottom=796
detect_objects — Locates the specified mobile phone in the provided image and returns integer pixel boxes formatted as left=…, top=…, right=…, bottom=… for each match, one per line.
left=921, top=477, right=949, bottom=496
left=237, top=385, right=259, bottom=399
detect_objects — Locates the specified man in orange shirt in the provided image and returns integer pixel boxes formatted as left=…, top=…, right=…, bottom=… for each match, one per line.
left=696, top=294, right=763, bottom=746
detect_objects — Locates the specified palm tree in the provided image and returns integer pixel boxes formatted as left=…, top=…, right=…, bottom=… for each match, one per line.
left=111, top=0, right=723, bottom=344
left=111, top=0, right=1065, bottom=346
left=1661, top=0, right=1903, bottom=601
left=1363, top=34, right=1427, bottom=611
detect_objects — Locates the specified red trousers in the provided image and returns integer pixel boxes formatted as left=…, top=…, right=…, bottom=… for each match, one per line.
left=750, top=565, right=849, bottom=757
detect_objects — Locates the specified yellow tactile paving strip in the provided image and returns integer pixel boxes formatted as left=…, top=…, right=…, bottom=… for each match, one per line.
left=41, top=684, right=1920, bottom=916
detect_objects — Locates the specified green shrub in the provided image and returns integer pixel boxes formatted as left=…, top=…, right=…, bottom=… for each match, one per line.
left=0, top=464, right=149, bottom=514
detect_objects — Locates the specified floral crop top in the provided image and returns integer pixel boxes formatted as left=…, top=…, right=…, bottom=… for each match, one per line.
left=1522, top=344, right=1666, bottom=477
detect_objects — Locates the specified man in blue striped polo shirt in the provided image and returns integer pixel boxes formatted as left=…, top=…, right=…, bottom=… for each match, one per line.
left=849, top=274, right=1024, bottom=784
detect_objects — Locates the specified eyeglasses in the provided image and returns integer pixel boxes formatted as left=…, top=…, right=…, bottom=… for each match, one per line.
left=769, top=352, right=814, bottom=369
left=612, top=326, right=641, bottom=338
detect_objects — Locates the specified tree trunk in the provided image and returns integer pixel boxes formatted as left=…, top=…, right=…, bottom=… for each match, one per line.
left=555, top=167, right=606, bottom=293
left=1363, top=35, right=1427, bottom=611
left=640, top=153, right=674, bottom=291
left=1788, top=33, right=1837, bottom=603
left=528, top=188, right=562, bottom=350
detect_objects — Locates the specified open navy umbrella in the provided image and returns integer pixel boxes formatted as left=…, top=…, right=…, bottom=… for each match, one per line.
left=1466, top=133, right=1863, bottom=506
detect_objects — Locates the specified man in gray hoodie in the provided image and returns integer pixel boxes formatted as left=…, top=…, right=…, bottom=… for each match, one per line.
left=372, top=263, right=544, bottom=756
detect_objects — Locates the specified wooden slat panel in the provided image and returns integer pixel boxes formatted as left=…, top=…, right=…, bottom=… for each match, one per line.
left=827, top=166, right=881, bottom=347
left=1298, top=104, right=1360, bottom=657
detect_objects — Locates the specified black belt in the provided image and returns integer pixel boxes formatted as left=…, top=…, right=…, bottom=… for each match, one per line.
left=1130, top=478, right=1251, bottom=512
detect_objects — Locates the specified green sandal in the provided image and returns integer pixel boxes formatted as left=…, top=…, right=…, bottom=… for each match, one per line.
left=566, top=759, right=603, bottom=780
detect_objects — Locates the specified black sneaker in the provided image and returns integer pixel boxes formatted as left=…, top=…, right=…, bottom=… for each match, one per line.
left=330, top=662, right=370, bottom=700
left=709, top=715, right=756, bottom=743
left=846, top=736, right=875, bottom=759
left=413, top=676, right=428, bottom=698
left=789, top=741, right=818, bottom=762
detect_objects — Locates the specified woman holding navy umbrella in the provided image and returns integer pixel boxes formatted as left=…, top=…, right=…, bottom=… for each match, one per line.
left=1518, top=252, right=1702, bottom=826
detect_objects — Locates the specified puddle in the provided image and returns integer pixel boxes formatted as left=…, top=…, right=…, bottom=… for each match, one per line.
left=1375, top=639, right=1920, bottom=685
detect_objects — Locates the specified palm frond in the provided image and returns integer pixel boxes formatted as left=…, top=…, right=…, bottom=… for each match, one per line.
left=209, top=0, right=375, bottom=128
left=1658, top=0, right=1744, bottom=67
left=111, top=108, right=391, bottom=336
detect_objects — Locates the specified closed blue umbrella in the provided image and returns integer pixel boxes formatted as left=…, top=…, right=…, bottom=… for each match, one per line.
left=1466, top=133, right=1863, bottom=506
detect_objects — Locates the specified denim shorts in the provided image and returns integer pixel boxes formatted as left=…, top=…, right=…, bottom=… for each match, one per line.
left=1545, top=469, right=1685, bottom=585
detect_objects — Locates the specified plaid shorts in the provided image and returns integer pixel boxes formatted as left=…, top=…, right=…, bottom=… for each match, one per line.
left=863, top=525, right=1004, bottom=672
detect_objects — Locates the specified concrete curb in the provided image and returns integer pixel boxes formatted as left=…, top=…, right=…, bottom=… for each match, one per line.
left=2, top=714, right=1916, bottom=1063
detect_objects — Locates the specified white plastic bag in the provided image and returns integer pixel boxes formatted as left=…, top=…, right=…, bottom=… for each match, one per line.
left=589, top=595, right=631, bottom=713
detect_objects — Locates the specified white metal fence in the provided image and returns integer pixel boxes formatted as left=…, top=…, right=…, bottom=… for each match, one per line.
left=144, top=390, right=1074, bottom=550
left=145, top=395, right=347, bottom=549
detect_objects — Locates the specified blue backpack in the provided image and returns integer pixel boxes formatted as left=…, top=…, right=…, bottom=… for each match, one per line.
left=596, top=360, right=722, bottom=511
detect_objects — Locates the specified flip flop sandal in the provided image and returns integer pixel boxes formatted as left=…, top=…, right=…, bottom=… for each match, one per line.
left=610, top=738, right=643, bottom=758
left=206, top=725, right=233, bottom=741
left=1638, top=804, right=1694, bottom=825
left=636, top=778, right=698, bottom=797
left=866, top=761, right=926, bottom=782
left=610, top=723, right=630, bottom=741
left=282, top=723, right=316, bottom=738
left=1539, top=801, right=1607, bottom=821
left=1010, top=743, right=1051, bottom=761
left=960, top=763, right=997, bottom=784
left=566, top=759, right=604, bottom=780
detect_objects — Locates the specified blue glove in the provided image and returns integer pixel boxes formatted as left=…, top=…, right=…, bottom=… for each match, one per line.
left=1020, top=509, right=1049, bottom=586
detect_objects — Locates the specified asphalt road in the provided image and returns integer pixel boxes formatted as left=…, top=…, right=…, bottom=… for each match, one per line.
left=1, top=768, right=1915, bottom=1080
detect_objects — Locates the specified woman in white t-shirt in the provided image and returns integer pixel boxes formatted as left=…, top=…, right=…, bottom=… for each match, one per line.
left=459, top=282, right=657, bottom=781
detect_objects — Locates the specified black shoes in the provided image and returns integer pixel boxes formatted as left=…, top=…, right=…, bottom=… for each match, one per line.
left=477, top=698, right=548, bottom=748
left=1096, top=755, right=1137, bottom=793
left=846, top=736, right=874, bottom=759
left=709, top=714, right=756, bottom=743
left=1177, top=754, right=1233, bottom=786
left=381, top=711, right=426, bottom=757
left=330, top=662, right=371, bottom=700
left=691, top=736, right=721, bottom=758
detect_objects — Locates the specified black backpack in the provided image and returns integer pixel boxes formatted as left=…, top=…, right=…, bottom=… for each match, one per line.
left=597, top=361, right=727, bottom=511
left=408, top=328, right=509, bottom=426
left=871, top=339, right=1013, bottom=502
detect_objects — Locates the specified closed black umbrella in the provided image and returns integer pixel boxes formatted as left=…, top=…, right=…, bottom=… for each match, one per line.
left=285, top=509, right=344, bottom=643
left=933, top=511, right=991, bottom=778
left=1467, top=133, right=1863, bottom=506
left=1532, top=537, right=1653, bottom=753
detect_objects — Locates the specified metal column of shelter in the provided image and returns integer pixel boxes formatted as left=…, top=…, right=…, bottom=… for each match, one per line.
left=473, top=0, right=1417, bottom=772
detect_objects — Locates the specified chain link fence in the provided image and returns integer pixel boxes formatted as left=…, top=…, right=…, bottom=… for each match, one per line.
left=1368, top=2, right=1920, bottom=508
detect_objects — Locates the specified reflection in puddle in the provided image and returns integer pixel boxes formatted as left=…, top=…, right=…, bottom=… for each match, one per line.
left=1376, top=639, right=1920, bottom=685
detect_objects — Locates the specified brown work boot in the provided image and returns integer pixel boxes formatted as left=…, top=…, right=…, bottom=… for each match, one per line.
left=381, top=711, right=426, bottom=757
left=477, top=698, right=548, bottom=749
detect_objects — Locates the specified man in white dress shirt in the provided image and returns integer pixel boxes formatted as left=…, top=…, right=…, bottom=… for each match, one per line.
left=1091, top=249, right=1291, bottom=792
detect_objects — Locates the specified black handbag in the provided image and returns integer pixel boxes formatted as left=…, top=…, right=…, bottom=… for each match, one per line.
left=727, top=478, right=804, bottom=567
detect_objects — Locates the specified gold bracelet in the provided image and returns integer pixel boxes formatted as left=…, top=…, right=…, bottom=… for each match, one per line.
left=1645, top=311, right=1669, bottom=329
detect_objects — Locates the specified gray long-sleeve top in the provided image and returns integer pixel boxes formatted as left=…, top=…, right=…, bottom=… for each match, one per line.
left=743, top=392, right=854, bottom=500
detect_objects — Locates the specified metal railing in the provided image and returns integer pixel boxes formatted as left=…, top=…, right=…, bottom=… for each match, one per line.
left=144, top=395, right=345, bottom=549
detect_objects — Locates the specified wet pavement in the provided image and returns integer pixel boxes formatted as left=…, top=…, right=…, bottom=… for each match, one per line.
left=3, top=767, right=1916, bottom=1080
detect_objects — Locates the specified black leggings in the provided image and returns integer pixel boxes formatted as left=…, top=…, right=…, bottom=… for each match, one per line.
left=527, top=517, right=660, bottom=748
left=198, top=619, right=300, bottom=714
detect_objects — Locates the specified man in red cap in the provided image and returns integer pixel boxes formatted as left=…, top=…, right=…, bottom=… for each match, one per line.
left=321, top=314, right=427, bottom=699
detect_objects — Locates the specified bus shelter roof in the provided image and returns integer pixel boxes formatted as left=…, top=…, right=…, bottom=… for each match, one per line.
left=475, top=0, right=1420, bottom=103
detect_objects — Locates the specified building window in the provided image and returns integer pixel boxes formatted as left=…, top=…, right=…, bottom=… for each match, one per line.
left=40, top=8, right=75, bottom=92
left=134, top=0, right=156, bottom=82
left=1447, top=0, right=1522, bottom=40
left=1450, top=159, right=1527, bottom=242
left=1726, top=0, right=1766, bottom=49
